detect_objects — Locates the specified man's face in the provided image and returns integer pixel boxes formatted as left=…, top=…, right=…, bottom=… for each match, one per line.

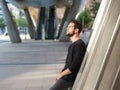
left=66, top=22, right=75, bottom=37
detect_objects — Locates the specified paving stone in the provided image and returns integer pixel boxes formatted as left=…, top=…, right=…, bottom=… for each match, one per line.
left=0, top=40, right=69, bottom=90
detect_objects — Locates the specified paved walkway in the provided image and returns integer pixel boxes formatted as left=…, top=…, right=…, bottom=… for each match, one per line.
left=0, top=38, right=70, bottom=90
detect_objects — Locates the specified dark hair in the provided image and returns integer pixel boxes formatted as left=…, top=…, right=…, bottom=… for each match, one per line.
left=69, top=20, right=82, bottom=34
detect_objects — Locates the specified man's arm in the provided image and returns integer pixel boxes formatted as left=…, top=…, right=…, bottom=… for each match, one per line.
left=56, top=68, right=72, bottom=80
left=69, top=42, right=86, bottom=73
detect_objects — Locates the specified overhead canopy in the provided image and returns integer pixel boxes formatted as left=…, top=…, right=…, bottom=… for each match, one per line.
left=9, top=0, right=72, bottom=8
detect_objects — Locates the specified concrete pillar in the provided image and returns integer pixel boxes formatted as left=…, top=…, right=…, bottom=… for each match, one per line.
left=24, top=8, right=35, bottom=39
left=35, top=7, right=46, bottom=40
left=59, top=0, right=82, bottom=41
left=73, top=0, right=120, bottom=89
left=0, top=0, right=21, bottom=43
left=48, top=6, right=55, bottom=39
left=57, top=7, right=70, bottom=39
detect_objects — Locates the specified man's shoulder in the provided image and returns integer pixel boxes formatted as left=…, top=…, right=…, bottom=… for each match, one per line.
left=73, top=39, right=86, bottom=50
left=74, top=39, right=85, bottom=45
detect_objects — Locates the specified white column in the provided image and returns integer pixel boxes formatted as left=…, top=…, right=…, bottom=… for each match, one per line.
left=73, top=0, right=120, bottom=89
left=59, top=0, right=81, bottom=41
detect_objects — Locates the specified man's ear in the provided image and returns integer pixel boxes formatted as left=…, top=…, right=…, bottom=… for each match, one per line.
left=75, top=28, right=79, bottom=33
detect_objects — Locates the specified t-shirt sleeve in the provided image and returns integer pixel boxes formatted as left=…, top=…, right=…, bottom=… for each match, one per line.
left=69, top=42, right=86, bottom=73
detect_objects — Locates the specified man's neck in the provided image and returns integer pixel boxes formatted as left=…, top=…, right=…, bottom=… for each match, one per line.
left=70, top=35, right=80, bottom=43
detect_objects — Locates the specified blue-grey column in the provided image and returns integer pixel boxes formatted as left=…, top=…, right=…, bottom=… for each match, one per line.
left=24, top=8, right=35, bottom=39
left=35, top=7, right=46, bottom=40
left=48, top=6, right=55, bottom=39
left=59, top=0, right=81, bottom=41
left=57, top=7, right=70, bottom=39
left=0, top=0, right=21, bottom=43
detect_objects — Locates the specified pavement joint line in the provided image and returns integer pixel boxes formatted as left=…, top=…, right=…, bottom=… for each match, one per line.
left=0, top=63, right=64, bottom=65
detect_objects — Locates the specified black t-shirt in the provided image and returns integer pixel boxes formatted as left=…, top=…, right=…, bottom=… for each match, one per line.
left=62, top=39, right=86, bottom=82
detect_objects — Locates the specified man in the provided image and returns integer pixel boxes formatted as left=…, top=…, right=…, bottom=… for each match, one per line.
left=49, top=20, right=86, bottom=90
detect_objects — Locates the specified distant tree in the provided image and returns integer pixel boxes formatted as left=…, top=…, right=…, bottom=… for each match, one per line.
left=16, top=10, right=27, bottom=28
left=0, top=18, right=6, bottom=33
left=16, top=17, right=27, bottom=27
left=90, top=0, right=100, bottom=18
left=77, top=0, right=100, bottom=29
left=77, top=8, right=92, bottom=29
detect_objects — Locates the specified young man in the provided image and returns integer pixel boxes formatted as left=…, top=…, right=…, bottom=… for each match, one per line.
left=49, top=20, right=86, bottom=90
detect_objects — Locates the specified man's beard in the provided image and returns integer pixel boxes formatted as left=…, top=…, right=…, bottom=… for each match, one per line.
left=66, top=33, right=74, bottom=37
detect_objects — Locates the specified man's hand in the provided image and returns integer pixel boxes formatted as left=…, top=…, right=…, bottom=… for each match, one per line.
left=55, top=68, right=72, bottom=81
left=56, top=73, right=63, bottom=81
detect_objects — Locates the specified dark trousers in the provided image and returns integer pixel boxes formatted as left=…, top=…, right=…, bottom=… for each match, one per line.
left=49, top=79, right=74, bottom=90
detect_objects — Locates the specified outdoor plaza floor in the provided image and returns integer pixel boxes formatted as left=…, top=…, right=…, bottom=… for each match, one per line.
left=0, top=35, right=70, bottom=90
